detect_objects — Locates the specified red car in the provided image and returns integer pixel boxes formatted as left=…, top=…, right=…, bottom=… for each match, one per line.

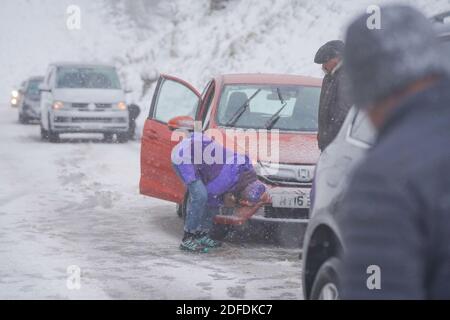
left=140, top=73, right=321, bottom=238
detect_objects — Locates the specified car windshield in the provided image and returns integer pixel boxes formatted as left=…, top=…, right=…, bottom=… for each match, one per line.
left=56, top=66, right=121, bottom=89
left=26, top=79, right=43, bottom=97
left=217, top=84, right=321, bottom=131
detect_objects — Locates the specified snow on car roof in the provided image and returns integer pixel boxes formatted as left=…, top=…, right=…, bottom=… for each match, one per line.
left=218, top=73, right=322, bottom=87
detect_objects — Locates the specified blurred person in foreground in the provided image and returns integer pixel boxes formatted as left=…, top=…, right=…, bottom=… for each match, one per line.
left=314, top=40, right=353, bottom=152
left=336, top=5, right=450, bottom=299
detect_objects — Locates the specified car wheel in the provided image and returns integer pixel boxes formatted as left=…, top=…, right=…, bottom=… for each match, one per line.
left=103, top=133, right=114, bottom=143
left=210, top=224, right=230, bottom=241
left=178, top=192, right=189, bottom=220
left=116, top=133, right=128, bottom=143
left=310, top=257, right=342, bottom=300
left=19, top=113, right=28, bottom=124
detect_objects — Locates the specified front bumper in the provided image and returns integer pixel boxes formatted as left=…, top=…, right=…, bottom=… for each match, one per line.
left=214, top=184, right=311, bottom=226
left=50, top=110, right=129, bottom=133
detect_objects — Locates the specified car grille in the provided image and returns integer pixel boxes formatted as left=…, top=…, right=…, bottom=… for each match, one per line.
left=71, top=103, right=113, bottom=110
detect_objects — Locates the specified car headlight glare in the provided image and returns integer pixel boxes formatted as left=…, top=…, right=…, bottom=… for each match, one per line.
left=117, top=102, right=127, bottom=110
left=52, top=101, right=64, bottom=110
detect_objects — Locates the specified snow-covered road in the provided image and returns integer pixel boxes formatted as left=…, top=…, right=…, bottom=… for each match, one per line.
left=0, top=105, right=303, bottom=299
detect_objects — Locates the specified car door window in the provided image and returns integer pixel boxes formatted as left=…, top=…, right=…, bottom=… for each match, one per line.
left=152, top=79, right=199, bottom=123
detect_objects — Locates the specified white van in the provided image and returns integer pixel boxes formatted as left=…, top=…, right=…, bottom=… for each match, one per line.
left=39, top=63, right=129, bottom=142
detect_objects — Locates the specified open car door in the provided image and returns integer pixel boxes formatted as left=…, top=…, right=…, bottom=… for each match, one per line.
left=140, top=74, right=201, bottom=203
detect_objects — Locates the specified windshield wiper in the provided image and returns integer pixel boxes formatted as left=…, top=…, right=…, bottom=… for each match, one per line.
left=225, top=89, right=261, bottom=127
left=265, top=88, right=288, bottom=130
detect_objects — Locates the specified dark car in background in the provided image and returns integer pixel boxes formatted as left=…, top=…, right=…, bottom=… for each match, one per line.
left=17, top=76, right=44, bottom=124
left=301, top=16, right=450, bottom=300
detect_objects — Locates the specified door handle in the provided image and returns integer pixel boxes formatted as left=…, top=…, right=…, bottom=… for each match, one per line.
left=145, top=129, right=159, bottom=140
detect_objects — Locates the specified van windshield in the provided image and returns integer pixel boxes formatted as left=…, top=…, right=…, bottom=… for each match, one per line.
left=217, top=84, right=321, bottom=131
left=56, top=66, right=121, bottom=89
left=26, top=79, right=43, bottom=98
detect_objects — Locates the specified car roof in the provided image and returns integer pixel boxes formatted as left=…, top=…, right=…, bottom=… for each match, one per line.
left=217, top=73, right=322, bottom=87
left=50, top=62, right=116, bottom=69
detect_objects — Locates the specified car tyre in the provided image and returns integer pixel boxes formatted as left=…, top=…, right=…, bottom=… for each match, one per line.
left=310, top=257, right=342, bottom=300
left=48, top=131, right=60, bottom=143
left=19, top=113, right=29, bottom=124
left=116, top=133, right=128, bottom=143
left=103, top=133, right=114, bottom=143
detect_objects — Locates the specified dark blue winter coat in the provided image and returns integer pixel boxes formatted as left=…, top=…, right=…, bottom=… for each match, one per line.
left=336, top=77, right=450, bottom=299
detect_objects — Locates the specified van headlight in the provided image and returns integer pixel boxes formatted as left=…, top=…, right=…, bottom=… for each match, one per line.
left=116, top=102, right=127, bottom=111
left=52, top=101, right=64, bottom=110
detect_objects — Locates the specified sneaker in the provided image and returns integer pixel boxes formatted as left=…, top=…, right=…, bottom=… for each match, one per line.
left=197, top=235, right=222, bottom=248
left=179, top=238, right=209, bottom=253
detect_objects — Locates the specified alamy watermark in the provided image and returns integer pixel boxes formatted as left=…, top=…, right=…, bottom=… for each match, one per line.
left=366, top=5, right=381, bottom=30
left=66, top=265, right=81, bottom=290
left=66, top=5, right=81, bottom=31
left=170, top=121, right=280, bottom=169
left=366, top=265, right=381, bottom=290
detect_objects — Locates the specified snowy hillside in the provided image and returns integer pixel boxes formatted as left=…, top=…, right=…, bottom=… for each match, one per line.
left=1, top=0, right=448, bottom=112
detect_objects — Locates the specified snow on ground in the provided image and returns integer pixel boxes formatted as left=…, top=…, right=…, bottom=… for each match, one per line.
left=0, top=104, right=303, bottom=299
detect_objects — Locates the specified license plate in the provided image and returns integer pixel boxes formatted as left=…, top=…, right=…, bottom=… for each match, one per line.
left=270, top=190, right=310, bottom=209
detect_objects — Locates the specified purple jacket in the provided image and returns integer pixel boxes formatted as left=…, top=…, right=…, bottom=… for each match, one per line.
left=172, top=132, right=255, bottom=207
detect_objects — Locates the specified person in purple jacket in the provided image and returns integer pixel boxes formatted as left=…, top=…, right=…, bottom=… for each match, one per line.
left=172, top=132, right=266, bottom=253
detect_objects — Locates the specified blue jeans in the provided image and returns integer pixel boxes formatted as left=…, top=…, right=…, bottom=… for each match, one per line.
left=172, top=165, right=219, bottom=234
left=184, top=180, right=219, bottom=234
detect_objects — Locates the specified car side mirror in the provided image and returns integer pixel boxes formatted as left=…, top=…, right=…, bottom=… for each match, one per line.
left=39, top=84, right=51, bottom=92
left=168, top=116, right=195, bottom=131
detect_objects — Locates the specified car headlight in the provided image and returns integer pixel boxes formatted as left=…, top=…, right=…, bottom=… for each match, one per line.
left=11, top=98, right=18, bottom=105
left=11, top=90, right=19, bottom=98
left=116, top=102, right=127, bottom=111
left=52, top=101, right=64, bottom=110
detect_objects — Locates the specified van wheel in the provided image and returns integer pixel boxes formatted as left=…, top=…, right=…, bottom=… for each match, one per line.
left=47, top=114, right=59, bottom=143
left=310, top=257, right=342, bottom=300
left=103, top=133, right=114, bottom=143
left=116, top=133, right=128, bottom=143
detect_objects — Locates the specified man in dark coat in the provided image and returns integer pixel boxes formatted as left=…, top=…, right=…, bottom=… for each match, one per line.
left=314, top=40, right=352, bottom=151
left=336, top=5, right=450, bottom=299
